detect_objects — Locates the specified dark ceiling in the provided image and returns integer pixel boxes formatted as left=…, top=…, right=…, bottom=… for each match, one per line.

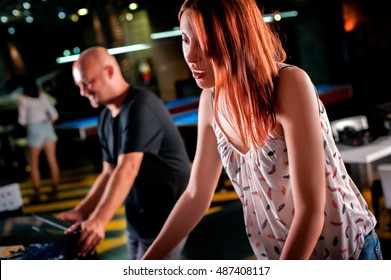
left=0, top=0, right=287, bottom=33
left=0, top=0, right=143, bottom=33
left=0, top=1, right=162, bottom=74
left=0, top=0, right=186, bottom=46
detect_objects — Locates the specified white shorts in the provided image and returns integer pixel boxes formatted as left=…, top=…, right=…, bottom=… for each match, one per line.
left=27, top=122, right=57, bottom=148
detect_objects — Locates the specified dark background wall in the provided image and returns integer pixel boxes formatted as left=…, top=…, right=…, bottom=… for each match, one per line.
left=0, top=0, right=390, bottom=122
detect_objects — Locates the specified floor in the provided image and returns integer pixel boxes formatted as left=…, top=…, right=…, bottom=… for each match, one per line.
left=10, top=162, right=391, bottom=260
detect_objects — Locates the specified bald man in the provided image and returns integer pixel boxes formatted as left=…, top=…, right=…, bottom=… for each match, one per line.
left=59, top=46, right=190, bottom=259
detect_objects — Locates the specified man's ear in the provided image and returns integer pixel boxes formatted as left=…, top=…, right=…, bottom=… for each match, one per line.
left=105, top=65, right=114, bottom=78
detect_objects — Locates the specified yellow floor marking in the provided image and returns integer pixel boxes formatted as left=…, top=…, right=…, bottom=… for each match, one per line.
left=97, top=235, right=127, bottom=254
left=205, top=206, right=223, bottom=216
left=23, top=199, right=83, bottom=214
left=105, top=218, right=127, bottom=231
left=212, top=191, right=238, bottom=202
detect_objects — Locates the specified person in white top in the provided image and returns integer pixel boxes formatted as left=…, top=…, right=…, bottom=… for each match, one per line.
left=142, top=0, right=382, bottom=260
left=18, top=76, right=60, bottom=203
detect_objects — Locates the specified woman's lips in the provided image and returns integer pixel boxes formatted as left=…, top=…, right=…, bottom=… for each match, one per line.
left=192, top=69, right=205, bottom=79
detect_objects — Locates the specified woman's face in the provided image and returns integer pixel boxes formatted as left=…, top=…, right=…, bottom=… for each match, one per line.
left=180, top=10, right=215, bottom=89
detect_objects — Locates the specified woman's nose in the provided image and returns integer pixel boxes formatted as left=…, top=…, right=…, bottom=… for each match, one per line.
left=188, top=62, right=197, bottom=69
left=185, top=43, right=200, bottom=65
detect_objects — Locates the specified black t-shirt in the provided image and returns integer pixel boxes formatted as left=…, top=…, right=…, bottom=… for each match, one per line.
left=98, top=86, right=191, bottom=238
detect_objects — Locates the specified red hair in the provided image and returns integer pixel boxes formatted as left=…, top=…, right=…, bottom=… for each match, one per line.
left=179, top=0, right=286, bottom=148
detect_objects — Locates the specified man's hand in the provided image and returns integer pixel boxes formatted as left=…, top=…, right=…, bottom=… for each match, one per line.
left=66, top=218, right=106, bottom=257
left=57, top=209, right=84, bottom=223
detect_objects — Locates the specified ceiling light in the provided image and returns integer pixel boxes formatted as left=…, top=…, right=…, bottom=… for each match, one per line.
left=56, top=44, right=151, bottom=64
left=8, top=27, right=16, bottom=35
left=12, top=9, right=21, bottom=17
left=274, top=14, right=282, bottom=21
left=25, top=16, right=34, bottom=23
left=125, top=13, right=133, bottom=21
left=150, top=29, right=181, bottom=40
left=22, top=2, right=31, bottom=9
left=77, top=8, right=89, bottom=16
left=70, top=14, right=79, bottom=22
left=108, top=44, right=151, bottom=55
left=129, top=3, right=138, bottom=10
left=58, top=11, right=66, bottom=19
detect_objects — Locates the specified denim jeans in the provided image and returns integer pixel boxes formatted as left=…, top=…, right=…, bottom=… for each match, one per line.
left=357, top=230, right=383, bottom=260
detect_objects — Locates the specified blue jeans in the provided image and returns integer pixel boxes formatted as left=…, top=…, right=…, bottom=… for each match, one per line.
left=126, top=224, right=187, bottom=260
left=357, top=230, right=383, bottom=260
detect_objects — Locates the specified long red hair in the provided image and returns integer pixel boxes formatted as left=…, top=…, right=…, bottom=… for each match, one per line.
left=179, top=0, right=286, bottom=148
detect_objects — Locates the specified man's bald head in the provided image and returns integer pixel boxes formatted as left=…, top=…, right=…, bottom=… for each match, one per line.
left=73, top=46, right=123, bottom=82
left=72, top=46, right=130, bottom=109
left=77, top=46, right=117, bottom=69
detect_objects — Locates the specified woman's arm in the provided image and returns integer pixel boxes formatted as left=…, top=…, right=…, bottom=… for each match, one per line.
left=275, top=67, right=326, bottom=260
left=142, top=89, right=223, bottom=259
left=42, top=93, right=59, bottom=122
left=17, top=96, right=27, bottom=126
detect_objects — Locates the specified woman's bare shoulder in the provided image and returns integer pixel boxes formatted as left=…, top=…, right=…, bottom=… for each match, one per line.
left=277, top=65, right=314, bottom=99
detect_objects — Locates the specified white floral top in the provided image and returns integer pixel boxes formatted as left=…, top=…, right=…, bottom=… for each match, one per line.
left=212, top=93, right=376, bottom=260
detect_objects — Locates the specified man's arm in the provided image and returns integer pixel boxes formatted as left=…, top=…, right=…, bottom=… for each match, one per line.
left=90, top=152, right=143, bottom=224
left=68, top=152, right=143, bottom=257
left=57, top=162, right=112, bottom=223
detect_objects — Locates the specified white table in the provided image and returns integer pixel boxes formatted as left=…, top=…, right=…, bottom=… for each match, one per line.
left=338, top=136, right=391, bottom=189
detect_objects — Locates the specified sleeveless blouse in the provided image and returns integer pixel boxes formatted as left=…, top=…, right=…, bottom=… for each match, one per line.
left=212, top=88, right=376, bottom=259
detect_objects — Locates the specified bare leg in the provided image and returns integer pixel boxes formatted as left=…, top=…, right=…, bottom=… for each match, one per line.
left=28, top=146, right=41, bottom=200
left=43, top=140, right=60, bottom=192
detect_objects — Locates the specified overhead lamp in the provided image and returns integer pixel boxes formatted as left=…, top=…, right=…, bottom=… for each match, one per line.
left=12, top=9, right=21, bottom=17
left=107, top=44, right=151, bottom=55
left=263, top=10, right=298, bottom=23
left=25, top=16, right=34, bottom=23
left=58, top=11, right=66, bottom=20
left=129, top=3, right=138, bottom=10
left=22, top=2, right=31, bottom=9
left=77, top=8, right=89, bottom=16
left=150, top=29, right=181, bottom=40
left=8, top=27, right=15, bottom=35
left=56, top=43, right=151, bottom=64
left=70, top=14, right=79, bottom=22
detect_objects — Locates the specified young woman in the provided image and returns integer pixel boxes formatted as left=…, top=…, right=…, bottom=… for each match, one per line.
left=142, top=0, right=382, bottom=260
left=18, top=77, right=60, bottom=203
